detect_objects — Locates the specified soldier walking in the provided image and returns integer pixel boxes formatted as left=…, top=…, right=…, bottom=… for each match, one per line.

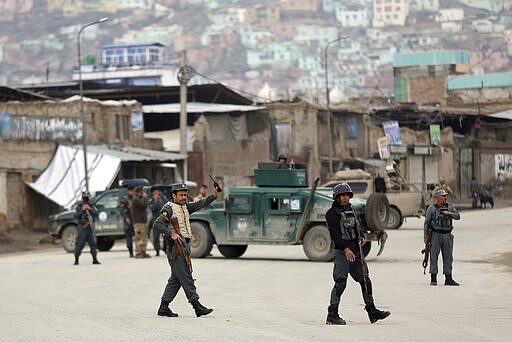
left=153, top=182, right=221, bottom=318
left=73, top=192, right=100, bottom=265
left=325, top=183, right=390, bottom=325
left=424, top=189, right=461, bottom=286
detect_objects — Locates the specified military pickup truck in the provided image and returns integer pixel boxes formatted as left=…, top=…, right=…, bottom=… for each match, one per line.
left=48, top=180, right=172, bottom=253
left=188, top=163, right=390, bottom=262
left=322, top=168, right=428, bottom=229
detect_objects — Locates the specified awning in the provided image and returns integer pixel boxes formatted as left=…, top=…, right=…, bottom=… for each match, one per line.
left=27, top=145, right=186, bottom=209
left=143, top=102, right=264, bottom=114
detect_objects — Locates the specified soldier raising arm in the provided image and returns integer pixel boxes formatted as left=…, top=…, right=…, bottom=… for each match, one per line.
left=153, top=181, right=221, bottom=318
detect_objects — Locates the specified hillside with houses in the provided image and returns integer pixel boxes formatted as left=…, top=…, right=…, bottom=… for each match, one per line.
left=0, top=0, right=511, bottom=102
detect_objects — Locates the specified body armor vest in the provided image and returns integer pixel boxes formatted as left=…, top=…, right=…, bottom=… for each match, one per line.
left=334, top=205, right=358, bottom=241
left=169, top=202, right=192, bottom=238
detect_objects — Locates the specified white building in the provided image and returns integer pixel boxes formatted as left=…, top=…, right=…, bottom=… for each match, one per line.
left=435, top=8, right=464, bottom=22
left=372, top=0, right=409, bottom=28
left=336, top=4, right=371, bottom=28
left=72, top=42, right=179, bottom=86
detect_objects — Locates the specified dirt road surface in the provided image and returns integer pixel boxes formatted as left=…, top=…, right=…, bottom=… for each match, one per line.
left=1, top=207, right=511, bottom=342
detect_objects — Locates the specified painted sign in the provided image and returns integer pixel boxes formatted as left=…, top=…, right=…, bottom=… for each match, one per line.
left=383, top=121, right=402, bottom=145
left=0, top=112, right=10, bottom=139
left=377, top=136, right=390, bottom=160
left=3, top=115, right=81, bottom=141
left=346, top=118, right=358, bottom=139
left=496, top=154, right=512, bottom=180
left=131, top=109, right=144, bottom=131
left=430, top=124, right=441, bottom=145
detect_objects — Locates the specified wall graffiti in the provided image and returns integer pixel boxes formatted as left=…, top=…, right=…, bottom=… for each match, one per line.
left=0, top=113, right=82, bottom=141
left=495, top=154, right=512, bottom=180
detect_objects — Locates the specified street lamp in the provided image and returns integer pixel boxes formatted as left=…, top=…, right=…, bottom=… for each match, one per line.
left=324, top=35, right=348, bottom=180
left=77, top=17, right=108, bottom=193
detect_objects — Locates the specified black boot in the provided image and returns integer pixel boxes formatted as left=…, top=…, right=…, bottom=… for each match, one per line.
left=192, top=300, right=213, bottom=317
left=430, top=273, right=437, bottom=286
left=74, top=257, right=79, bottom=265
left=365, top=304, right=391, bottom=324
left=157, top=300, right=178, bottom=317
left=444, top=274, right=460, bottom=286
left=92, top=258, right=101, bottom=265
left=326, top=305, right=346, bottom=325
left=129, top=249, right=134, bottom=258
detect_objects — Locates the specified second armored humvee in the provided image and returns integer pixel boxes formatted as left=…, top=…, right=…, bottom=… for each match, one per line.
left=189, top=163, right=390, bottom=262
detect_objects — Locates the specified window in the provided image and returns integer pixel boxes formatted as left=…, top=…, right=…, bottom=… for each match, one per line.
left=230, top=196, right=252, bottom=213
left=269, top=197, right=289, bottom=211
left=95, top=192, right=120, bottom=209
left=116, top=115, right=129, bottom=141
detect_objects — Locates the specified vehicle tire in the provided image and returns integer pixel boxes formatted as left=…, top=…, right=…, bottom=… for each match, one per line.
left=218, top=245, right=248, bottom=258
left=97, top=237, right=115, bottom=251
left=302, top=225, right=334, bottom=262
left=387, top=207, right=403, bottom=230
left=61, top=225, right=77, bottom=253
left=190, top=221, right=214, bottom=258
left=365, top=193, right=390, bottom=231
left=362, top=241, right=371, bottom=257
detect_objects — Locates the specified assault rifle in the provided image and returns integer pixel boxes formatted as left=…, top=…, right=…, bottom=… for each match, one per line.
left=170, top=217, right=193, bottom=273
left=351, top=207, right=369, bottom=295
left=84, top=208, right=96, bottom=233
left=421, top=230, right=432, bottom=274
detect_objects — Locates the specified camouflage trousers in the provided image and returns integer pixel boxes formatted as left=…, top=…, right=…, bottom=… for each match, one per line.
left=133, top=223, right=148, bottom=255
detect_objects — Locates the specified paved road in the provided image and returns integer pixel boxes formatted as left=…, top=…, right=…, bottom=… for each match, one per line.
left=1, top=207, right=511, bottom=342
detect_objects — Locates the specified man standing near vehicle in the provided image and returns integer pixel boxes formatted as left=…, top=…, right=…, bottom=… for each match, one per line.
left=149, top=186, right=165, bottom=256
left=325, top=183, right=390, bottom=325
left=119, top=186, right=135, bottom=257
left=133, top=185, right=150, bottom=258
left=153, top=181, right=221, bottom=318
left=424, top=189, right=461, bottom=286
left=74, top=192, right=100, bottom=265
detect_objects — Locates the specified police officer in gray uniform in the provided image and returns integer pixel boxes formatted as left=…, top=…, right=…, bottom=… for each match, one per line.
left=73, top=192, right=100, bottom=265
left=325, top=183, right=390, bottom=325
left=424, top=189, right=461, bottom=286
left=153, top=182, right=220, bottom=318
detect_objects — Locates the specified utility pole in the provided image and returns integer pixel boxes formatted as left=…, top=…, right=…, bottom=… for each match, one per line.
left=179, top=50, right=188, bottom=183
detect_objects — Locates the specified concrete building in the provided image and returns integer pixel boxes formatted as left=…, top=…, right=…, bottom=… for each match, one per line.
left=0, top=91, right=184, bottom=231
left=72, top=43, right=179, bottom=87
left=336, top=3, right=371, bottom=28
left=393, top=50, right=471, bottom=105
left=372, top=0, right=409, bottom=28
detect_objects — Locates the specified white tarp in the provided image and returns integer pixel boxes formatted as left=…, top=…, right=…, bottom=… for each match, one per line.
left=27, top=145, right=121, bottom=209
left=143, top=102, right=263, bottom=113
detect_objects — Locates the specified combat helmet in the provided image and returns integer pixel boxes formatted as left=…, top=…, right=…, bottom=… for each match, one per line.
left=81, top=191, right=91, bottom=201
left=277, top=153, right=287, bottom=162
left=332, top=183, right=353, bottom=199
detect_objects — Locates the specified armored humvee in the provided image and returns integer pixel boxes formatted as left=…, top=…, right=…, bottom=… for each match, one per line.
left=189, top=163, right=390, bottom=262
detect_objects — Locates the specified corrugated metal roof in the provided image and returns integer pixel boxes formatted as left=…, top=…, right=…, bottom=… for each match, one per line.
left=143, top=102, right=264, bottom=113
left=80, top=145, right=186, bottom=161
left=394, top=51, right=469, bottom=67
left=448, top=73, right=512, bottom=90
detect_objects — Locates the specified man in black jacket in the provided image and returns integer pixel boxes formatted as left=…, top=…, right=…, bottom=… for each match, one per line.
left=73, top=192, right=100, bottom=265
left=325, top=183, right=390, bottom=325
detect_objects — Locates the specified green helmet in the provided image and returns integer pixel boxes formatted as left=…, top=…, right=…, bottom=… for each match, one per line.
left=333, top=183, right=353, bottom=199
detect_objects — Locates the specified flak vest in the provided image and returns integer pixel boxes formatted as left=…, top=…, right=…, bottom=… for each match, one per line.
left=334, top=205, right=358, bottom=241
left=169, top=202, right=192, bottom=238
